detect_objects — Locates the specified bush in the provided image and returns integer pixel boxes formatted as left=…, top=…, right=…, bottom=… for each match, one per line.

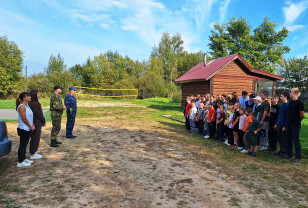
left=171, top=90, right=182, bottom=103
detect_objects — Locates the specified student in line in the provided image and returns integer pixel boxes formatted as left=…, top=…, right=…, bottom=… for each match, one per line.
left=249, top=112, right=261, bottom=157
left=189, top=100, right=198, bottom=134
left=286, top=88, right=305, bottom=164
left=226, top=105, right=234, bottom=146
left=268, top=96, right=279, bottom=154
left=216, top=105, right=225, bottom=142
left=241, top=107, right=253, bottom=153
left=274, top=92, right=289, bottom=159
left=238, top=107, right=247, bottom=150
left=185, top=97, right=192, bottom=133
left=239, top=91, right=249, bottom=108
left=207, top=103, right=216, bottom=139
left=245, top=94, right=255, bottom=110
left=16, top=92, right=35, bottom=167
left=196, top=103, right=205, bottom=136
left=258, top=91, right=270, bottom=151
left=231, top=103, right=240, bottom=147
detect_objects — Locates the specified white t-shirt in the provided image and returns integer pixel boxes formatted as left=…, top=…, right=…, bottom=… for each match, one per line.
left=17, top=104, right=33, bottom=131
left=189, top=107, right=197, bottom=120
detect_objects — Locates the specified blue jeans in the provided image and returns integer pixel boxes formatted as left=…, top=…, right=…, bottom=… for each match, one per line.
left=189, top=119, right=196, bottom=134
left=217, top=125, right=224, bottom=141
left=206, top=122, right=210, bottom=136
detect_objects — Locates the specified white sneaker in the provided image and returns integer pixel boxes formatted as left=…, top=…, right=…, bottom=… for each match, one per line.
left=259, top=147, right=267, bottom=151
left=204, top=135, right=209, bottom=139
left=30, top=154, right=39, bottom=160
left=17, top=161, right=31, bottom=167
left=224, top=140, right=228, bottom=144
left=227, top=143, right=231, bottom=146
left=35, top=153, right=43, bottom=159
left=24, top=159, right=34, bottom=164
left=241, top=149, right=248, bottom=153
left=237, top=147, right=243, bottom=150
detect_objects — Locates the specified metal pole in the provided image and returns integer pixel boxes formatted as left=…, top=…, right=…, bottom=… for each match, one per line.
left=25, top=66, right=27, bottom=91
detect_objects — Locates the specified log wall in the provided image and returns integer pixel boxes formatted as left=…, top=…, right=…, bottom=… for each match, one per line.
left=181, top=81, right=210, bottom=107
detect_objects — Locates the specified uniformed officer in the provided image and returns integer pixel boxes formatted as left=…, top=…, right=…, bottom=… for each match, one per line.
left=65, top=87, right=77, bottom=138
left=50, top=86, right=66, bottom=147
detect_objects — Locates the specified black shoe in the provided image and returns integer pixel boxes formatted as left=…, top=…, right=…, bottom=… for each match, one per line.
left=280, top=154, right=291, bottom=159
left=50, top=140, right=59, bottom=147
left=251, top=153, right=258, bottom=157
left=66, top=136, right=76, bottom=139
left=55, top=140, right=62, bottom=144
left=292, top=158, right=301, bottom=164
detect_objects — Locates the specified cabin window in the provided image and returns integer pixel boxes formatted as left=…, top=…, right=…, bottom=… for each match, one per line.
left=255, top=80, right=274, bottom=98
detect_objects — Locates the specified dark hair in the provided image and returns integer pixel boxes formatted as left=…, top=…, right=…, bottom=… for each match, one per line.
left=191, top=99, right=196, bottom=103
left=30, top=90, right=41, bottom=107
left=239, top=107, right=245, bottom=112
left=261, top=91, right=269, bottom=97
left=245, top=107, right=252, bottom=114
left=251, top=112, right=258, bottom=118
left=281, top=92, right=289, bottom=99
left=16, top=92, right=31, bottom=110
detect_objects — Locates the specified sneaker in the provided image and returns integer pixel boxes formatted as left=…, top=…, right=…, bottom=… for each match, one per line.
left=224, top=140, right=228, bottom=145
left=35, top=153, right=43, bottom=159
left=240, top=149, right=248, bottom=153
left=30, top=154, right=40, bottom=160
left=237, top=146, right=243, bottom=150
left=280, top=154, right=291, bottom=159
left=204, top=135, right=209, bottom=139
left=17, top=161, right=31, bottom=167
left=251, top=153, right=258, bottom=157
left=227, top=143, right=231, bottom=146
left=24, top=159, right=34, bottom=164
left=292, top=158, right=301, bottom=164
left=259, top=147, right=267, bottom=151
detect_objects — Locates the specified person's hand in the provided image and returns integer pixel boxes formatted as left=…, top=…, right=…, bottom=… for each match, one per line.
left=63, top=105, right=67, bottom=110
left=254, top=130, right=258, bottom=134
left=260, top=120, right=264, bottom=125
left=31, top=124, right=35, bottom=131
left=282, top=127, right=286, bottom=131
left=70, top=108, right=73, bottom=113
left=273, top=125, right=277, bottom=129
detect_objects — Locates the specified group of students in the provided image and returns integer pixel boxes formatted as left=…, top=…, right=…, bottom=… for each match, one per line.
left=15, top=86, right=77, bottom=168
left=184, top=88, right=305, bottom=163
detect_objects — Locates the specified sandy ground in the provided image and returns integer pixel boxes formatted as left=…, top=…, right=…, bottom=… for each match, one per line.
left=0, top=114, right=289, bottom=208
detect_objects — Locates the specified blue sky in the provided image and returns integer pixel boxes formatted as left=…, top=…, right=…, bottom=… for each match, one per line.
left=1, top=0, right=308, bottom=74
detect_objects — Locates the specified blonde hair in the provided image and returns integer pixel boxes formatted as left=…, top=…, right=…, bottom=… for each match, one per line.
left=292, top=88, right=301, bottom=97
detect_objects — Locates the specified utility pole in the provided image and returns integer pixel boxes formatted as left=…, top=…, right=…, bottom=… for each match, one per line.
left=25, top=66, right=27, bottom=91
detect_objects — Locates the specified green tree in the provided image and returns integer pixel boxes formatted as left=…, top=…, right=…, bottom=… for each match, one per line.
left=208, top=17, right=290, bottom=73
left=152, top=32, right=184, bottom=82
left=279, top=56, right=308, bottom=91
left=0, top=36, right=23, bottom=95
left=45, top=53, right=66, bottom=74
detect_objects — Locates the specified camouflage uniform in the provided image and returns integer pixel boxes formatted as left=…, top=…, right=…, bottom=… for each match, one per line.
left=50, top=93, right=63, bottom=141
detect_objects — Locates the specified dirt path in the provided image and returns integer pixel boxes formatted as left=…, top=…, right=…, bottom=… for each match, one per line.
left=1, top=117, right=284, bottom=208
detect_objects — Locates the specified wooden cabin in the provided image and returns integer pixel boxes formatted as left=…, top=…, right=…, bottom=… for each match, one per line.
left=175, top=54, right=283, bottom=107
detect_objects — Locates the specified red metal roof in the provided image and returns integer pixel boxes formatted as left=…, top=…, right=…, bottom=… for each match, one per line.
left=175, top=54, right=283, bottom=83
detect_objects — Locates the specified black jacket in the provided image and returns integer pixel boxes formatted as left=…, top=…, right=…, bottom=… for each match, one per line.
left=29, top=102, right=45, bottom=127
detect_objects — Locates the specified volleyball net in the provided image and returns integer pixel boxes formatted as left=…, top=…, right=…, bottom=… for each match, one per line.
left=74, top=86, right=138, bottom=98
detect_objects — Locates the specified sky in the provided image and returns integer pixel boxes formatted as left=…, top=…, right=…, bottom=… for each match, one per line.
left=0, top=0, right=308, bottom=75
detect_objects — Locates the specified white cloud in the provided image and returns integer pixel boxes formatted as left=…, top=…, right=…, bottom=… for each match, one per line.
left=283, top=0, right=308, bottom=25
left=287, top=24, right=305, bottom=31
left=219, top=0, right=231, bottom=23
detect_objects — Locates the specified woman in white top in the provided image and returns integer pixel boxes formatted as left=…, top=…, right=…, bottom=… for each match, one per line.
left=16, top=92, right=35, bottom=167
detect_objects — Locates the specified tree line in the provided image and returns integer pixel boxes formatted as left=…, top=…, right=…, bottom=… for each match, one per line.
left=0, top=17, right=307, bottom=100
